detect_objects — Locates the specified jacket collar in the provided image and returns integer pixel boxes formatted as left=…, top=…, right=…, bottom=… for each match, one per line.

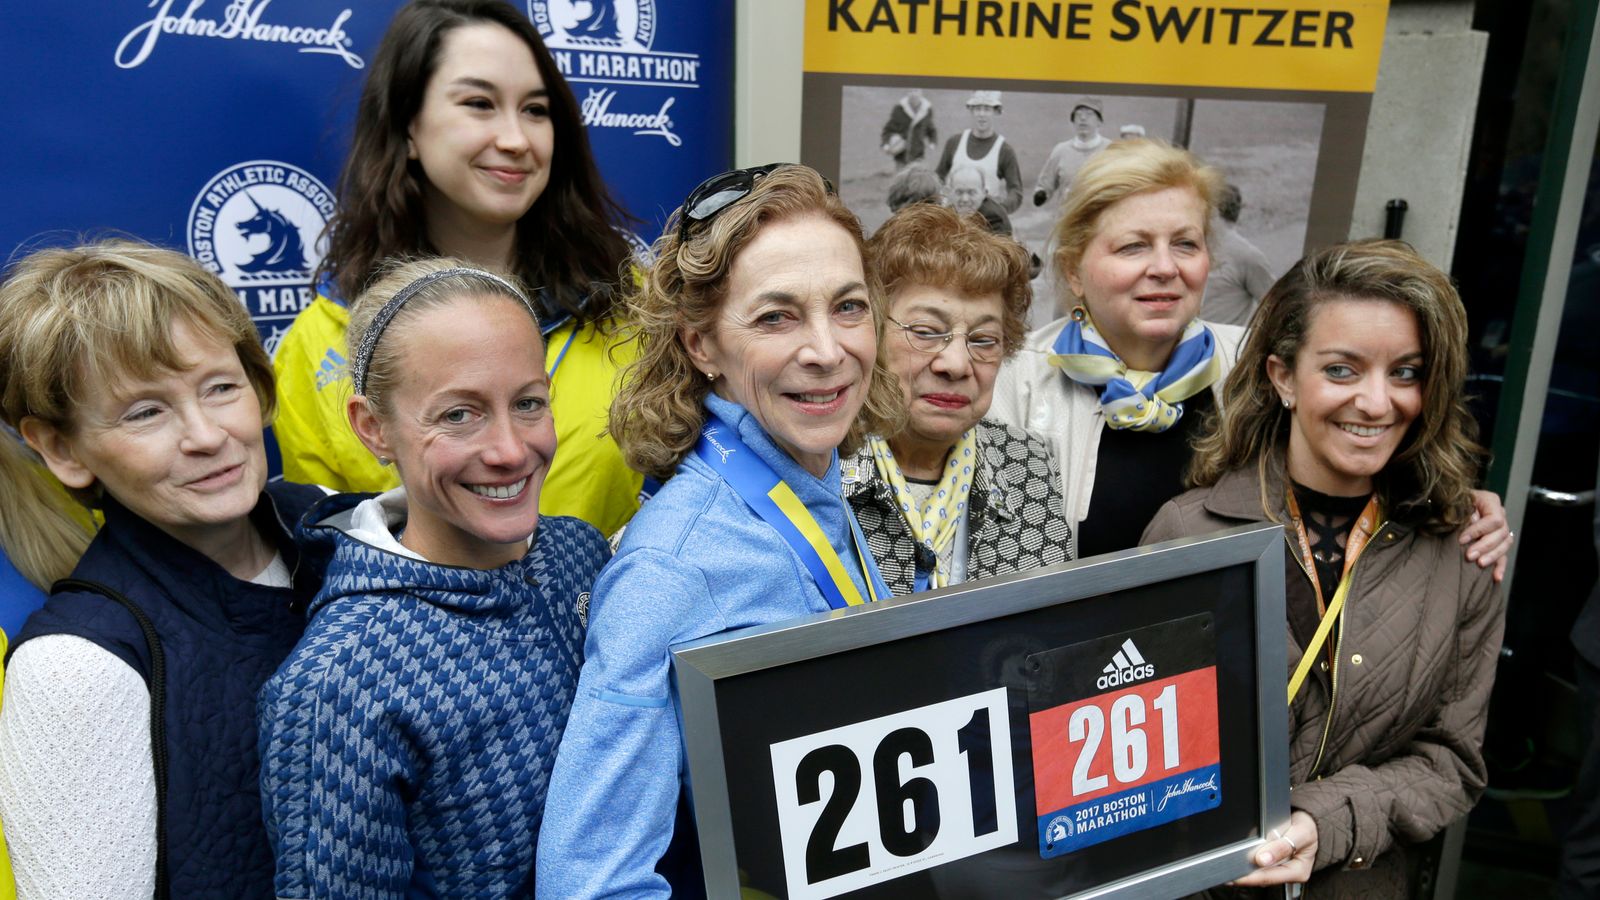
left=301, top=488, right=556, bottom=619
left=839, top=423, right=1009, bottom=522
left=90, top=486, right=309, bottom=635
left=1199, top=456, right=1416, bottom=540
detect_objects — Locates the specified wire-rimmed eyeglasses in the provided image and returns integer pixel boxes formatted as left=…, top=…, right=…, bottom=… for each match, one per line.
left=887, top=316, right=1005, bottom=364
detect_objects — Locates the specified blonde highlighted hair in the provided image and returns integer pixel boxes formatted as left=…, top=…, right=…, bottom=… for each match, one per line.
left=0, top=239, right=275, bottom=433
left=346, top=257, right=540, bottom=424
left=1051, top=138, right=1224, bottom=292
left=0, top=429, right=94, bottom=591
left=867, top=203, right=1033, bottom=356
left=1190, top=239, right=1483, bottom=530
left=610, top=165, right=905, bottom=481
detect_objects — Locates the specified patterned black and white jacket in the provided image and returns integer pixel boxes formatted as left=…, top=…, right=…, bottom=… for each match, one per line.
left=843, top=418, right=1075, bottom=596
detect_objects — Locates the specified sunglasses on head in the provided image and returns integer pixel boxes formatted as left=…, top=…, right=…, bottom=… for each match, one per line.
left=675, top=163, right=834, bottom=242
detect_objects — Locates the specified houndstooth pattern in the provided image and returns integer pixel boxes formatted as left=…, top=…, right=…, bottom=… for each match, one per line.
left=259, top=514, right=607, bottom=898
left=846, top=418, right=1075, bottom=595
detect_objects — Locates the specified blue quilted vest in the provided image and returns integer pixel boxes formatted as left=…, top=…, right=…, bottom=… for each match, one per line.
left=14, top=480, right=327, bottom=898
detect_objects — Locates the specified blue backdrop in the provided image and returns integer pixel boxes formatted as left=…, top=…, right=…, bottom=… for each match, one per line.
left=0, top=0, right=735, bottom=352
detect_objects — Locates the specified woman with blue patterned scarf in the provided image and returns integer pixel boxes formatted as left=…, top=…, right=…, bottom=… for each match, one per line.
left=990, top=138, right=1514, bottom=573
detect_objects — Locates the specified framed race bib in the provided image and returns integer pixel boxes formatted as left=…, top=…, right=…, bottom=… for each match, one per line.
left=672, top=523, right=1290, bottom=899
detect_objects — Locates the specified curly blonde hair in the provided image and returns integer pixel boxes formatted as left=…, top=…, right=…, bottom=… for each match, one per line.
left=867, top=203, right=1032, bottom=356
left=610, top=165, right=905, bottom=480
left=1189, top=239, right=1484, bottom=531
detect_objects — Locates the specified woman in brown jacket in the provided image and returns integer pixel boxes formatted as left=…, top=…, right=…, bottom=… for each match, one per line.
left=1143, top=240, right=1505, bottom=898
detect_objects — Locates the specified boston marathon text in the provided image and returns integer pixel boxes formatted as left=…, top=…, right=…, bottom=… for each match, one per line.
left=827, top=0, right=1357, bottom=47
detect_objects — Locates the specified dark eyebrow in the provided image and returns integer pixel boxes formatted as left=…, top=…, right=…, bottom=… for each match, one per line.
left=447, top=76, right=549, bottom=100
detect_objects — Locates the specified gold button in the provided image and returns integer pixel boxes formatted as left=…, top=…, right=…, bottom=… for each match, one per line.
left=1354, top=856, right=1365, bottom=866
left=1319, top=660, right=1329, bottom=672
left=1384, top=533, right=1396, bottom=541
left=1352, top=654, right=1364, bottom=666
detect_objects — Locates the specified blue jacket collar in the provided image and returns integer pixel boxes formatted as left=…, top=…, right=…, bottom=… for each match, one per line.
left=300, top=490, right=552, bottom=619
left=703, top=393, right=842, bottom=496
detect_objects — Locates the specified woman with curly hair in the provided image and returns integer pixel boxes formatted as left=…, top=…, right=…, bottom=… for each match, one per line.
left=272, top=0, right=641, bottom=535
left=848, top=202, right=1074, bottom=594
left=1143, top=240, right=1507, bottom=897
left=537, top=164, right=902, bottom=897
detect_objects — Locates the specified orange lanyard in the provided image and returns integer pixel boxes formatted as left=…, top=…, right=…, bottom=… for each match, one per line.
left=1285, top=489, right=1381, bottom=617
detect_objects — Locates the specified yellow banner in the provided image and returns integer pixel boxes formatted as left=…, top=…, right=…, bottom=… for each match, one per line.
left=805, top=0, right=1390, bottom=93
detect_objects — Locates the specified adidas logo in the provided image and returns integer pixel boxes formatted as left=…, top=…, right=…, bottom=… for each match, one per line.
left=1096, top=638, right=1156, bottom=689
left=314, top=348, right=349, bottom=391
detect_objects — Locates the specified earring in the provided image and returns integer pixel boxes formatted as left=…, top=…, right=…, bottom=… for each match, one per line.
left=705, top=370, right=717, bottom=382
left=378, top=457, right=391, bottom=466
left=1281, top=398, right=1292, bottom=410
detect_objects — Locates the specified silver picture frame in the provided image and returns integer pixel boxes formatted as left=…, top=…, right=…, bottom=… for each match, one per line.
left=672, top=522, right=1291, bottom=900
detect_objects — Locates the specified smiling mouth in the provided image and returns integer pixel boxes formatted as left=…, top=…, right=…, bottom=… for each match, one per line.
left=1339, top=424, right=1390, bottom=438
left=185, top=462, right=243, bottom=489
left=467, top=477, right=528, bottom=500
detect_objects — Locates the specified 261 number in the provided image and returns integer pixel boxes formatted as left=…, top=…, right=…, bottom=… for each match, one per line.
left=795, top=707, right=998, bottom=884
left=1068, top=683, right=1179, bottom=795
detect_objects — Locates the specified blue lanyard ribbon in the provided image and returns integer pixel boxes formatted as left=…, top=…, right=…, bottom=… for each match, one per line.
left=546, top=326, right=579, bottom=381
left=694, top=413, right=891, bottom=609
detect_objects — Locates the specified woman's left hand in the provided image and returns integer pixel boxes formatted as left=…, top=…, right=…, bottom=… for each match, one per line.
left=1231, top=810, right=1317, bottom=887
left=1461, top=489, right=1514, bottom=582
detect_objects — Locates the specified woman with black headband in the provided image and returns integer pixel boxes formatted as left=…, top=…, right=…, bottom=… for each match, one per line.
left=538, top=164, right=903, bottom=897
left=258, top=259, right=608, bottom=897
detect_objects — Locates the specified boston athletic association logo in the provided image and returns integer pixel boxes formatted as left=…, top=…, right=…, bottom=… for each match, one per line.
left=187, top=160, right=334, bottom=352
left=529, top=0, right=697, bottom=146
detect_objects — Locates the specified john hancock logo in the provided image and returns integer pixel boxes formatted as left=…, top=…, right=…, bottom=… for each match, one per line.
left=529, top=0, right=698, bottom=145
left=187, top=160, right=334, bottom=333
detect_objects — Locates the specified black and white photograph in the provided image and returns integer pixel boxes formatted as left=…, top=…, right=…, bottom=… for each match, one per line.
left=838, top=86, right=1324, bottom=326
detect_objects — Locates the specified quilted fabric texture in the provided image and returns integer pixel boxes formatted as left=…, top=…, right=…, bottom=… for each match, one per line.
left=11, top=481, right=325, bottom=898
left=845, top=418, right=1075, bottom=594
left=259, top=494, right=606, bottom=899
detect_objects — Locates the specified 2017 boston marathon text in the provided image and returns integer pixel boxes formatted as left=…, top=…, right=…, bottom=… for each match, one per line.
left=826, top=0, right=1359, bottom=47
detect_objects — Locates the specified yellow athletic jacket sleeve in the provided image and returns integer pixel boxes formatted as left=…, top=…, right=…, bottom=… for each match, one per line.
left=540, top=320, right=643, bottom=537
left=270, top=293, right=401, bottom=494
left=272, top=293, right=642, bottom=535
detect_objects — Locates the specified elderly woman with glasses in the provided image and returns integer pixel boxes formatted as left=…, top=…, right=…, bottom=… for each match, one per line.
left=847, top=202, right=1074, bottom=594
left=537, top=164, right=902, bottom=897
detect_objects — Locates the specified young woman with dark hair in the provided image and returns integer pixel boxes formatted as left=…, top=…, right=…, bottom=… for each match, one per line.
left=273, top=0, right=642, bottom=535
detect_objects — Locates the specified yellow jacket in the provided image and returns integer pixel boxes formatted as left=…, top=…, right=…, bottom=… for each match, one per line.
left=271, top=293, right=642, bottom=537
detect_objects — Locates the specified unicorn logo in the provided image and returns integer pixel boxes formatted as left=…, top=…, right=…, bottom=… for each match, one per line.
left=188, top=160, right=335, bottom=337
left=530, top=0, right=655, bottom=51
left=235, top=192, right=309, bottom=274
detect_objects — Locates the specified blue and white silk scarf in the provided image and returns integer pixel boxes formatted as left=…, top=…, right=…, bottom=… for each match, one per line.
left=1047, top=308, right=1220, bottom=432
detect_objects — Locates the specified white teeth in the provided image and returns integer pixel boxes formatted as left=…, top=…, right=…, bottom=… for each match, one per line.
left=468, top=478, right=527, bottom=499
left=794, top=390, right=842, bottom=404
left=1340, top=424, right=1386, bottom=437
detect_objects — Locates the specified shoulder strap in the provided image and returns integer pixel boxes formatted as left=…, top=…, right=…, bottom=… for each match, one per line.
left=47, top=578, right=170, bottom=900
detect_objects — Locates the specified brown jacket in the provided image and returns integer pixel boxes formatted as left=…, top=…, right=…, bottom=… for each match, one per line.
left=1144, top=464, right=1505, bottom=899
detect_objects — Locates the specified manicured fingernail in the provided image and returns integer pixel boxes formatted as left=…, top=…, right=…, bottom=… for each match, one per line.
left=1257, top=851, right=1273, bottom=865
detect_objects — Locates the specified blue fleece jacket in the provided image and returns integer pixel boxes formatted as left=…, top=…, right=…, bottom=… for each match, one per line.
left=258, top=491, right=608, bottom=899
left=536, top=395, right=878, bottom=898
